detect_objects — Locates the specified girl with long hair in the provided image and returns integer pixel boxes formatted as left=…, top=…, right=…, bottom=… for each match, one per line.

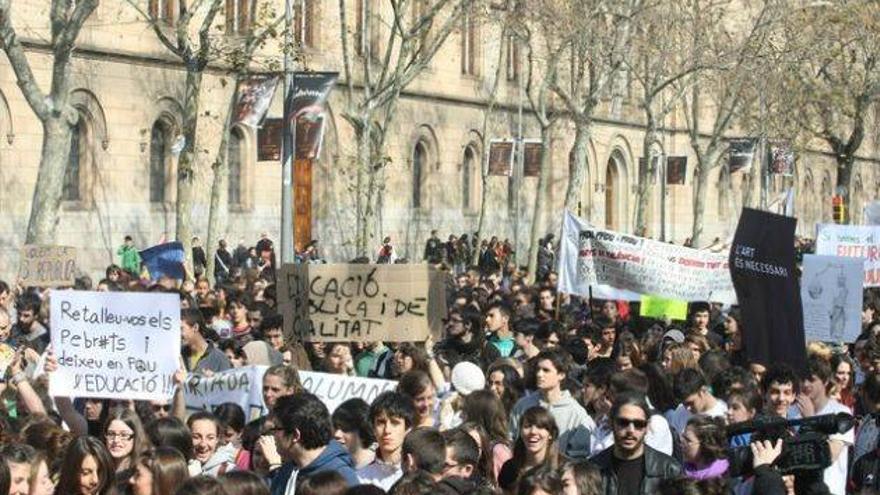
left=56, top=436, right=116, bottom=495
left=497, top=407, right=559, bottom=492
left=485, top=362, right=524, bottom=415
left=560, top=460, right=601, bottom=495
left=680, top=416, right=730, bottom=484
left=398, top=370, right=438, bottom=428
left=461, top=390, right=512, bottom=483
left=128, top=447, right=190, bottom=495
left=104, top=406, right=151, bottom=474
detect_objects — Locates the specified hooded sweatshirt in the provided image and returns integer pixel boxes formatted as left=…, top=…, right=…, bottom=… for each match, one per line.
left=197, top=443, right=238, bottom=477
left=509, top=390, right=595, bottom=453
left=270, top=440, right=358, bottom=495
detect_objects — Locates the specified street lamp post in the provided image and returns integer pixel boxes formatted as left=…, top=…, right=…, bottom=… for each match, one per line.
left=280, top=0, right=295, bottom=264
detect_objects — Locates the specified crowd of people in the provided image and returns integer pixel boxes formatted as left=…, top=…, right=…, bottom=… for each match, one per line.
left=0, top=229, right=877, bottom=495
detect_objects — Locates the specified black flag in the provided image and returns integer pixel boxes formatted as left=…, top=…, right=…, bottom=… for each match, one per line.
left=729, top=208, right=806, bottom=370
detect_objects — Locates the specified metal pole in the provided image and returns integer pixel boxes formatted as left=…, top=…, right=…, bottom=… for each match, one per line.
left=660, top=154, right=667, bottom=242
left=514, top=40, right=524, bottom=265
left=280, top=0, right=295, bottom=264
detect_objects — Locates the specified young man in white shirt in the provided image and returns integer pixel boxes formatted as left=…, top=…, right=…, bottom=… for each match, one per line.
left=800, top=357, right=853, bottom=495
left=670, top=368, right=727, bottom=434
left=357, top=391, right=415, bottom=491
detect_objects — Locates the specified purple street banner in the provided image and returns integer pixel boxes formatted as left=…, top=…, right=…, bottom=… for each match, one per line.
left=233, top=75, right=279, bottom=128
left=727, top=138, right=757, bottom=174
left=729, top=208, right=805, bottom=370
left=287, top=72, right=338, bottom=160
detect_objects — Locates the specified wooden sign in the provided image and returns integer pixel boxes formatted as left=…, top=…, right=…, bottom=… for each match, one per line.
left=278, top=264, right=447, bottom=342
left=19, top=245, right=77, bottom=287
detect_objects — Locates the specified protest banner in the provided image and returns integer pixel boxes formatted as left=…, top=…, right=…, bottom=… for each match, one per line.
left=816, top=224, right=880, bottom=286
left=49, top=291, right=181, bottom=401
left=801, top=255, right=863, bottom=343
left=19, top=245, right=77, bottom=287
left=278, top=264, right=446, bottom=342
left=729, top=208, right=805, bottom=369
left=182, top=366, right=397, bottom=416
left=557, top=210, right=735, bottom=303
left=639, top=295, right=688, bottom=321
left=300, top=371, right=398, bottom=413
left=184, top=365, right=268, bottom=420
left=864, top=201, right=880, bottom=225
left=140, top=242, right=185, bottom=280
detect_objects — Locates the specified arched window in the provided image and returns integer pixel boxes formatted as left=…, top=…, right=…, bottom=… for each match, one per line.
left=413, top=141, right=427, bottom=208
left=64, top=119, right=86, bottom=202
left=226, top=0, right=251, bottom=34
left=149, top=121, right=169, bottom=203
left=229, top=127, right=244, bottom=207
left=462, top=145, right=476, bottom=211
left=294, top=0, right=316, bottom=48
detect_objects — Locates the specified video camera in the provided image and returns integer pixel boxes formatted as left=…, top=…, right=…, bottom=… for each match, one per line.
left=726, top=412, right=854, bottom=477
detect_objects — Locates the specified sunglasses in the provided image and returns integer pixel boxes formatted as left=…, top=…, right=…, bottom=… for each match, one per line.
left=614, top=417, right=648, bottom=430
left=152, top=404, right=171, bottom=412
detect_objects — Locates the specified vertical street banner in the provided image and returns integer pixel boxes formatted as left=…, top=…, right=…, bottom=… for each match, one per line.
left=522, top=140, right=543, bottom=177
left=277, top=264, right=447, bottom=342
left=233, top=75, right=280, bottom=128
left=816, top=224, right=880, bottom=286
left=727, top=138, right=757, bottom=174
left=768, top=140, right=795, bottom=176
left=50, top=291, right=181, bottom=401
left=801, top=255, right=863, bottom=344
left=729, top=208, right=805, bottom=370
left=257, top=118, right=284, bottom=161
left=288, top=72, right=338, bottom=160
left=666, top=156, right=688, bottom=185
left=488, top=140, right=515, bottom=176
left=557, top=210, right=736, bottom=303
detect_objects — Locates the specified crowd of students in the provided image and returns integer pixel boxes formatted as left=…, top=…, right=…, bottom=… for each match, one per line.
left=0, top=233, right=879, bottom=495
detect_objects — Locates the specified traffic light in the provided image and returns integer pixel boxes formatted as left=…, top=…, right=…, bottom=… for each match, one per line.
left=832, top=195, right=847, bottom=224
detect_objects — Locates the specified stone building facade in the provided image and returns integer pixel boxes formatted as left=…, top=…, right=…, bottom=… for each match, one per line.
left=0, top=1, right=878, bottom=280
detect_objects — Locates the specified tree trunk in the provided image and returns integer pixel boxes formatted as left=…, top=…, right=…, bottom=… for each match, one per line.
left=472, top=160, right=490, bottom=266
left=176, top=69, right=204, bottom=279
left=206, top=85, right=238, bottom=282
left=635, top=123, right=657, bottom=237
left=563, top=120, right=590, bottom=215
left=690, top=149, right=721, bottom=247
left=26, top=116, right=74, bottom=244
left=355, top=125, right=370, bottom=257
left=526, top=125, right=552, bottom=284
left=836, top=157, right=854, bottom=221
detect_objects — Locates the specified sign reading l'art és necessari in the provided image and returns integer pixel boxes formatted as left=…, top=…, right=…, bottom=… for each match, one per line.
left=50, top=291, right=181, bottom=401
left=278, top=264, right=446, bottom=342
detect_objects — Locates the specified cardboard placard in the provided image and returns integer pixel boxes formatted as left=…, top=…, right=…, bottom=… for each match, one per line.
left=816, top=224, right=880, bottom=286
left=801, top=255, right=863, bottom=343
left=49, top=290, right=181, bottom=401
left=278, top=264, right=446, bottom=342
left=19, top=245, right=77, bottom=287
left=639, top=295, right=688, bottom=321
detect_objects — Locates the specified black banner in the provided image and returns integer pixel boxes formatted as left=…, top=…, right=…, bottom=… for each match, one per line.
left=287, top=72, right=338, bottom=160
left=729, top=208, right=805, bottom=370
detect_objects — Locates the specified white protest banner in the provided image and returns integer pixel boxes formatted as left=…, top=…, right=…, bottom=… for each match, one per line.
left=300, top=371, right=397, bottom=413
left=558, top=210, right=736, bottom=303
left=816, top=224, right=880, bottom=286
left=184, top=365, right=268, bottom=420
left=278, top=264, right=446, bottom=342
left=50, top=291, right=180, bottom=401
left=801, top=255, right=864, bottom=343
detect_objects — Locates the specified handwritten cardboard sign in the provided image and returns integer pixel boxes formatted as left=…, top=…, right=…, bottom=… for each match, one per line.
left=278, top=264, right=446, bottom=342
left=19, top=245, right=77, bottom=287
left=49, top=290, right=181, bottom=401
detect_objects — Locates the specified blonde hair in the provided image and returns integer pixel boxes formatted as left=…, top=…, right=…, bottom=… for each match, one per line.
left=807, top=341, right=833, bottom=362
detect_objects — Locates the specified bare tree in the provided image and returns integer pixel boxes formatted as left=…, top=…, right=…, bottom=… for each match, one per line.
left=0, top=0, right=99, bottom=244
left=127, top=0, right=225, bottom=276
left=681, top=0, right=778, bottom=247
left=337, top=0, right=476, bottom=257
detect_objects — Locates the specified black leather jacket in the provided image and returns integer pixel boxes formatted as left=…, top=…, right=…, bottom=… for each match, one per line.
left=590, top=445, right=683, bottom=495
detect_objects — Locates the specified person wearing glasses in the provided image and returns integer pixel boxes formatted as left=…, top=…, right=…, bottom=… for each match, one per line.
left=103, top=407, right=150, bottom=481
left=589, top=394, right=681, bottom=495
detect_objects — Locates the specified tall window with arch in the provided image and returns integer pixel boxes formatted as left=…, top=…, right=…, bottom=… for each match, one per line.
left=293, top=0, right=316, bottom=48
left=462, top=145, right=476, bottom=211
left=226, top=0, right=251, bottom=34
left=413, top=141, right=427, bottom=209
left=149, top=121, right=169, bottom=203
left=63, top=119, right=86, bottom=202
left=460, top=11, right=478, bottom=76
left=149, top=0, right=177, bottom=24
left=228, top=127, right=244, bottom=207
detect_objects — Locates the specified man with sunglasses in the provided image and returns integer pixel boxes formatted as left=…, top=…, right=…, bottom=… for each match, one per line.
left=590, top=394, right=681, bottom=495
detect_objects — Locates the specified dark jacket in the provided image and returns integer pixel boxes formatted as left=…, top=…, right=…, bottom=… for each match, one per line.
left=590, top=445, right=682, bottom=495
left=752, top=465, right=786, bottom=495
left=270, top=440, right=358, bottom=495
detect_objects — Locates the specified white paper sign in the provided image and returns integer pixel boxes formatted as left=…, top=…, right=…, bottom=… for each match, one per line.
left=300, top=371, right=398, bottom=413
left=50, top=291, right=181, bottom=401
left=801, top=255, right=864, bottom=343
left=184, top=365, right=268, bottom=420
left=558, top=210, right=736, bottom=303
left=816, top=224, right=880, bottom=286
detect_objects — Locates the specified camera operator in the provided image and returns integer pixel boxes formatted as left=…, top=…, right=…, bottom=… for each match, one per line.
left=750, top=439, right=791, bottom=495
left=851, top=374, right=880, bottom=492
left=800, top=357, right=854, bottom=495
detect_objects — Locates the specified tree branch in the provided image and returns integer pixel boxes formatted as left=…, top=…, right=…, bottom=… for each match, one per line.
left=0, top=0, right=51, bottom=118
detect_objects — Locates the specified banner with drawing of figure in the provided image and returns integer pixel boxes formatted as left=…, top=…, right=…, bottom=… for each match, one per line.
left=233, top=76, right=279, bottom=128
left=801, top=255, right=863, bottom=343
left=287, top=72, right=338, bottom=160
